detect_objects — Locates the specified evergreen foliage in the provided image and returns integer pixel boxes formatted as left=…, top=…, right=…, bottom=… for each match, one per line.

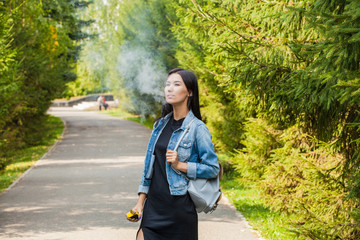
left=170, top=0, right=360, bottom=238
left=0, top=3, right=19, bottom=169
left=0, top=0, right=92, bottom=170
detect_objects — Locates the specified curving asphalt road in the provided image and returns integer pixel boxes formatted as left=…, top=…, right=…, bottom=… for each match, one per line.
left=0, top=107, right=262, bottom=240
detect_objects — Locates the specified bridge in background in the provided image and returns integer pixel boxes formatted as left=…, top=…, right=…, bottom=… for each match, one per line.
left=52, top=94, right=117, bottom=110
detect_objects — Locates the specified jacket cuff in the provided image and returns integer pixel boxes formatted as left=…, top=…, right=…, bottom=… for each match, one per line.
left=187, top=162, right=197, bottom=179
left=138, top=185, right=149, bottom=195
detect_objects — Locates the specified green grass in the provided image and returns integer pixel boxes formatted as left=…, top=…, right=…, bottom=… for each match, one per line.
left=221, top=173, right=305, bottom=240
left=0, top=115, right=64, bottom=192
left=103, top=108, right=155, bottom=129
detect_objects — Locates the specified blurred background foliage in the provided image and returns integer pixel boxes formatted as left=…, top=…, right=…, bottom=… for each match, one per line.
left=1, top=0, right=360, bottom=239
left=0, top=0, right=93, bottom=169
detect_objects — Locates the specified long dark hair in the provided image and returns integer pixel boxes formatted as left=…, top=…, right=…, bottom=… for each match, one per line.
left=161, top=68, right=202, bottom=120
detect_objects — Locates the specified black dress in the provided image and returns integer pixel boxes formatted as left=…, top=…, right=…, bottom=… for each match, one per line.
left=139, top=117, right=198, bottom=240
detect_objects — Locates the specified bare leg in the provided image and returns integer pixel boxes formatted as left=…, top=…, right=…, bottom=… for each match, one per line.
left=136, top=228, right=144, bottom=240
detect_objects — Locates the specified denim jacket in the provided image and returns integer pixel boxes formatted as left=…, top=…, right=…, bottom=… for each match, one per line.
left=137, top=110, right=220, bottom=196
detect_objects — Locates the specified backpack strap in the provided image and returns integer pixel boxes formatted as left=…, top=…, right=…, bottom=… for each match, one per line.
left=172, top=119, right=196, bottom=176
left=174, top=119, right=196, bottom=151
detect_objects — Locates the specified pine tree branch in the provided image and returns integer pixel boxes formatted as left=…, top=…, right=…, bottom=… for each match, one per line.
left=220, top=3, right=259, bottom=31
left=220, top=42, right=291, bottom=73
left=191, top=0, right=267, bottom=47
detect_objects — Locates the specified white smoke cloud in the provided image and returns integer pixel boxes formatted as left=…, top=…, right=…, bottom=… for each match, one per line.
left=116, top=44, right=167, bottom=103
left=86, top=50, right=105, bottom=71
left=81, top=1, right=170, bottom=118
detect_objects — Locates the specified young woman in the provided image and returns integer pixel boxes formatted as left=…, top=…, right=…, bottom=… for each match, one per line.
left=127, top=68, right=220, bottom=240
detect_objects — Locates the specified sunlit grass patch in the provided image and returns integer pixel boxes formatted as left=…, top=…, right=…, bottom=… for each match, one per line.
left=104, top=108, right=155, bottom=129
left=221, top=173, right=305, bottom=240
left=0, top=115, right=64, bottom=193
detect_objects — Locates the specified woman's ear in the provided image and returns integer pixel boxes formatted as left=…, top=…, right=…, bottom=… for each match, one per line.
left=188, top=91, right=193, bottom=97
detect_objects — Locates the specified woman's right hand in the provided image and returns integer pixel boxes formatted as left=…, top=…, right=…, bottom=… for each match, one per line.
left=126, top=204, right=143, bottom=222
left=126, top=193, right=146, bottom=222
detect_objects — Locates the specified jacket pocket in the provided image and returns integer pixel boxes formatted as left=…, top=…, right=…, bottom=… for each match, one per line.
left=178, top=139, right=192, bottom=162
left=172, top=172, right=188, bottom=189
left=145, top=154, right=155, bottom=180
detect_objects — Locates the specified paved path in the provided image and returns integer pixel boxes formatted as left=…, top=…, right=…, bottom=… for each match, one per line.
left=0, top=108, right=261, bottom=240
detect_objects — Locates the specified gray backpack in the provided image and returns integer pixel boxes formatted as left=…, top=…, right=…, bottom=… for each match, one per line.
left=174, top=119, right=222, bottom=213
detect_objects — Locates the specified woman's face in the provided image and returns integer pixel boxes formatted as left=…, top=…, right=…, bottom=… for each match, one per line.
left=165, top=73, right=191, bottom=107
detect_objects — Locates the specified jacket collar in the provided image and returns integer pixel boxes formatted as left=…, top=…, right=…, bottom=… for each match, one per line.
left=163, top=110, right=197, bottom=130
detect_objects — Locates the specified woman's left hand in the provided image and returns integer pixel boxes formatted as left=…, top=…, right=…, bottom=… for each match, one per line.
left=166, top=149, right=188, bottom=173
left=166, top=149, right=179, bottom=169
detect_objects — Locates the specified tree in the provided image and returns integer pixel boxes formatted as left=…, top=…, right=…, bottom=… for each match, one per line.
left=171, top=0, right=360, bottom=238
left=0, top=0, right=93, bottom=170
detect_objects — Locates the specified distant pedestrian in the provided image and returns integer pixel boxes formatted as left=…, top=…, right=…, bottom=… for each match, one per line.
left=103, top=96, right=109, bottom=110
left=126, top=68, right=220, bottom=240
left=97, top=95, right=104, bottom=111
